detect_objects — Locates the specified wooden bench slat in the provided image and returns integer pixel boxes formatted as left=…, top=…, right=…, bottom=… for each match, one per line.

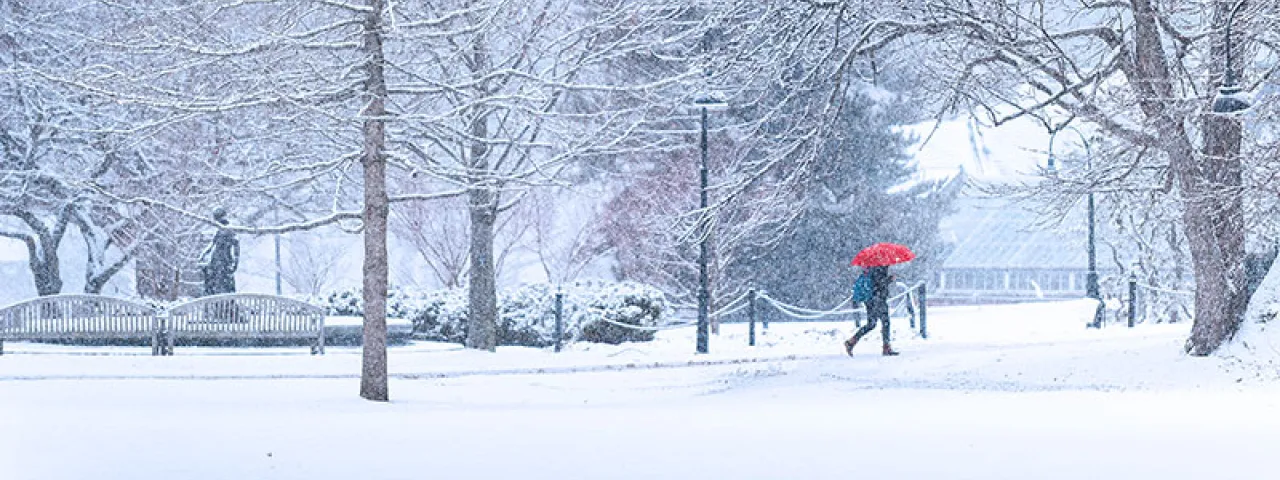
left=0, top=294, right=324, bottom=356
left=0, top=295, right=158, bottom=354
left=166, top=294, right=324, bottom=355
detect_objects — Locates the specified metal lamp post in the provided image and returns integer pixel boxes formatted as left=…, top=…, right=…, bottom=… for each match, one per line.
left=1083, top=138, right=1102, bottom=328
left=1050, top=127, right=1104, bottom=328
left=1212, top=0, right=1251, bottom=115
left=694, top=95, right=727, bottom=354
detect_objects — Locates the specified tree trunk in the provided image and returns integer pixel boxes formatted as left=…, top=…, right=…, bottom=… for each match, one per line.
left=85, top=255, right=130, bottom=294
left=27, top=238, right=61, bottom=296
left=1127, top=0, right=1248, bottom=355
left=16, top=210, right=71, bottom=297
left=84, top=240, right=132, bottom=295
left=464, top=22, right=498, bottom=352
left=359, top=0, right=390, bottom=402
left=466, top=177, right=498, bottom=351
left=1184, top=111, right=1247, bottom=355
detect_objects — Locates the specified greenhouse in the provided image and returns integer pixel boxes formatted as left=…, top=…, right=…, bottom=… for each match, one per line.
left=932, top=194, right=1116, bottom=304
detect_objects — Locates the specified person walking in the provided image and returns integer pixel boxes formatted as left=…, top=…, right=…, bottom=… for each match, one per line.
left=844, top=265, right=899, bottom=356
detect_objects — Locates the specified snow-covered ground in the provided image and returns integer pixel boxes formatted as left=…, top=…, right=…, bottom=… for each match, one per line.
left=3, top=299, right=1279, bottom=480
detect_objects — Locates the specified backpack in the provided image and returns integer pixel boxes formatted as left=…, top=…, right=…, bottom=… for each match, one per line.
left=852, top=272, right=873, bottom=302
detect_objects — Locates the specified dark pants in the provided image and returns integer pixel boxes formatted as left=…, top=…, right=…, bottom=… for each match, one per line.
left=855, top=300, right=891, bottom=345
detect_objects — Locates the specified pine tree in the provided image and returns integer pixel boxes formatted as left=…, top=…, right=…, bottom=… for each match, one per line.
left=736, top=91, right=953, bottom=311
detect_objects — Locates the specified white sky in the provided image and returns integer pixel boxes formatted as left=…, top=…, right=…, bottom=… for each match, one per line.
left=904, top=115, right=1057, bottom=185
left=0, top=238, right=26, bottom=262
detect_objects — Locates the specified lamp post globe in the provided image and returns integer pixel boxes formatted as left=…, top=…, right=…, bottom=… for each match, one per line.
left=1212, top=84, right=1251, bottom=115
left=1212, top=0, right=1251, bottom=115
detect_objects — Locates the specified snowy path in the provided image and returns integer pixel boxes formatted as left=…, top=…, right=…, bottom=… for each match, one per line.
left=4, top=299, right=1280, bottom=479
left=5, top=362, right=1279, bottom=480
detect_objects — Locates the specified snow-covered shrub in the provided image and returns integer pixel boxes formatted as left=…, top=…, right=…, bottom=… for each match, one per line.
left=316, top=288, right=363, bottom=316
left=315, top=281, right=667, bottom=347
left=398, top=289, right=471, bottom=344
left=568, top=281, right=664, bottom=344
left=415, top=281, right=665, bottom=346
left=312, top=286, right=418, bottom=318
left=498, top=283, right=559, bottom=346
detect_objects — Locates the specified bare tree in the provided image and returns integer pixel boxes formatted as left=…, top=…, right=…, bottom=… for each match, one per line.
left=0, top=0, right=149, bottom=296
left=356, top=0, right=392, bottom=402
left=590, top=1, right=924, bottom=323
left=280, top=233, right=347, bottom=296
left=391, top=197, right=471, bottom=289
left=525, top=186, right=612, bottom=284
left=598, top=139, right=798, bottom=322
left=71, top=202, right=143, bottom=294
left=379, top=0, right=712, bottom=350
left=828, top=0, right=1280, bottom=355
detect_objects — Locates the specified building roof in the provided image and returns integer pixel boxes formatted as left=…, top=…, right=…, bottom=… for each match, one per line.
left=900, top=114, right=1119, bottom=272
left=940, top=194, right=1113, bottom=271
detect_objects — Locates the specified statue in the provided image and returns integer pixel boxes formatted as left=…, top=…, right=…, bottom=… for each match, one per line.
left=198, top=208, right=240, bottom=296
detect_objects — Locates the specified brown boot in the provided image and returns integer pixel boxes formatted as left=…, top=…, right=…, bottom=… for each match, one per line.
left=882, top=344, right=900, bottom=356
left=843, top=337, right=859, bottom=356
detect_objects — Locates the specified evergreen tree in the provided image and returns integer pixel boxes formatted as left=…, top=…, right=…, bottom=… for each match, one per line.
left=736, top=91, right=954, bottom=311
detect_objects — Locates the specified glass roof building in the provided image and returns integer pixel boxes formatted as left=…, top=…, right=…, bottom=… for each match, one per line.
left=933, top=192, right=1115, bottom=304
left=906, top=116, right=1117, bottom=304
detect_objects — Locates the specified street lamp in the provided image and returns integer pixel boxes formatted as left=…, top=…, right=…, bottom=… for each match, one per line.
left=1212, top=0, right=1250, bottom=115
left=1049, top=127, right=1104, bottom=328
left=694, top=95, right=727, bottom=354
left=1082, top=138, right=1103, bottom=328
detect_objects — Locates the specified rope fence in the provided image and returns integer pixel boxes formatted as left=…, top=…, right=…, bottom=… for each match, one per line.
left=1121, top=275, right=1196, bottom=328
left=593, top=316, right=700, bottom=332
left=1133, top=282, right=1194, bottom=297
left=544, top=280, right=931, bottom=352
left=757, top=293, right=859, bottom=319
left=731, top=281, right=929, bottom=345
left=710, top=290, right=753, bottom=318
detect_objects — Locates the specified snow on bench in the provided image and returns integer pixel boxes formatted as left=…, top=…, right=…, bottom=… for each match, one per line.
left=164, top=294, right=325, bottom=355
left=0, top=295, right=162, bottom=355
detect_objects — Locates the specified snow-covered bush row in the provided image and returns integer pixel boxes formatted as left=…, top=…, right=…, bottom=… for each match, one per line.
left=312, top=281, right=667, bottom=347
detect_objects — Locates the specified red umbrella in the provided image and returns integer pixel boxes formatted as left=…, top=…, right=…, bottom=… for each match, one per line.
left=851, top=242, right=915, bottom=267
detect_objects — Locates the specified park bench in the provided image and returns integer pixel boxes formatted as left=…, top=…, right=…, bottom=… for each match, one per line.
left=164, top=294, right=325, bottom=355
left=0, top=295, right=162, bottom=355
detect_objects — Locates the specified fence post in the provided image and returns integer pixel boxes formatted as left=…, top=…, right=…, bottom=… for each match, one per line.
left=918, top=283, right=928, bottom=339
left=760, top=290, right=769, bottom=330
left=1128, top=273, right=1137, bottom=328
left=554, top=290, right=564, bottom=352
left=907, top=288, right=917, bottom=330
left=748, top=288, right=757, bottom=347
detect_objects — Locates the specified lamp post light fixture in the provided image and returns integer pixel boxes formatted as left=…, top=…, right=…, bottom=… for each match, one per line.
left=1212, top=0, right=1251, bottom=115
left=693, top=95, right=727, bottom=354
